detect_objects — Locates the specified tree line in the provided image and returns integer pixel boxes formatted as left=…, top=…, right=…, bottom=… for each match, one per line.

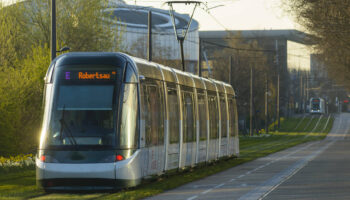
left=285, top=0, right=350, bottom=90
left=0, top=0, right=123, bottom=156
left=205, top=32, right=280, bottom=135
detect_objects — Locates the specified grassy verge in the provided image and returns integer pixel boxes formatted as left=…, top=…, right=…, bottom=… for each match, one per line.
left=0, top=116, right=334, bottom=200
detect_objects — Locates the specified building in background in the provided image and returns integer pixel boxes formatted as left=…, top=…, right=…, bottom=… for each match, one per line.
left=199, top=29, right=312, bottom=132
left=108, top=0, right=199, bottom=73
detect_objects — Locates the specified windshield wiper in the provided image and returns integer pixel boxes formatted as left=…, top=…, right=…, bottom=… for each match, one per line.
left=59, top=105, right=78, bottom=146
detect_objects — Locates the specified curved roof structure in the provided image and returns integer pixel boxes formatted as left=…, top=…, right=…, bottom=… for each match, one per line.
left=107, top=2, right=199, bottom=33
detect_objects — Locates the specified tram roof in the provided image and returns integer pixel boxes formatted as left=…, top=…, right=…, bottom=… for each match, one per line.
left=46, top=52, right=234, bottom=95
left=130, top=55, right=232, bottom=93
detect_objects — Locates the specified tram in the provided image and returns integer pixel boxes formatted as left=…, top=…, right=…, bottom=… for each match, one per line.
left=36, top=52, right=239, bottom=190
left=310, top=98, right=326, bottom=114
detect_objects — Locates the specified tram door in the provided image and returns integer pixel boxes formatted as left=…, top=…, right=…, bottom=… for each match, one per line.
left=181, top=87, right=196, bottom=167
left=166, top=83, right=180, bottom=170
left=197, top=90, right=208, bottom=163
left=208, top=92, right=219, bottom=160
left=219, top=94, right=228, bottom=157
left=140, top=80, right=165, bottom=176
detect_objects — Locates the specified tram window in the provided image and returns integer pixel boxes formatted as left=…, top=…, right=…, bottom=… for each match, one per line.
left=140, top=79, right=164, bottom=147
left=119, top=83, right=138, bottom=148
left=167, top=83, right=179, bottom=143
left=48, top=85, right=115, bottom=146
left=208, top=92, right=218, bottom=139
left=228, top=97, right=236, bottom=136
left=181, top=86, right=195, bottom=143
left=197, top=91, right=207, bottom=140
left=124, top=64, right=137, bottom=83
left=57, top=85, right=113, bottom=110
left=312, top=102, right=320, bottom=110
left=220, top=94, right=227, bottom=138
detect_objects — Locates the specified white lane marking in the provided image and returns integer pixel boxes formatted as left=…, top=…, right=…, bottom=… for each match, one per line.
left=186, top=135, right=318, bottom=200
left=201, top=188, right=213, bottom=194
left=311, top=115, right=323, bottom=133
left=237, top=174, right=245, bottom=178
left=214, top=183, right=225, bottom=188
left=336, top=117, right=343, bottom=136
left=226, top=142, right=317, bottom=191
left=294, top=115, right=306, bottom=131
left=187, top=195, right=198, bottom=200
left=321, top=114, right=332, bottom=132
left=260, top=128, right=348, bottom=200
left=256, top=165, right=264, bottom=170
left=192, top=184, right=217, bottom=189
left=247, top=142, right=316, bottom=175
left=238, top=140, right=335, bottom=200
left=187, top=126, right=323, bottom=199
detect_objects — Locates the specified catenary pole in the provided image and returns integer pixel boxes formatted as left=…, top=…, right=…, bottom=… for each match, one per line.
left=148, top=10, right=152, bottom=61
left=229, top=55, right=232, bottom=85
left=265, top=73, right=269, bottom=134
left=51, top=0, right=56, bottom=61
left=250, top=63, right=253, bottom=136
left=198, top=38, right=202, bottom=77
left=275, top=40, right=280, bottom=130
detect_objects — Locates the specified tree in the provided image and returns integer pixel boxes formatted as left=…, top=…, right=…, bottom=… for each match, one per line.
left=285, top=0, right=350, bottom=90
left=0, top=2, right=29, bottom=68
left=0, top=45, right=50, bottom=155
left=24, top=0, right=123, bottom=52
left=209, top=32, right=275, bottom=133
left=0, top=0, right=124, bottom=155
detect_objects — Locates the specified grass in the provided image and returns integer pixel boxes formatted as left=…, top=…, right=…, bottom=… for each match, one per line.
left=0, top=116, right=334, bottom=200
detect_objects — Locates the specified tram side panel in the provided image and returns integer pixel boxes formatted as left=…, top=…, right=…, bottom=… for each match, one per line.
left=181, top=86, right=197, bottom=167
left=233, top=97, right=240, bottom=156
left=228, top=96, right=239, bottom=156
left=219, top=94, right=228, bottom=157
left=165, top=82, right=180, bottom=170
left=207, top=92, right=220, bottom=161
left=197, top=90, right=208, bottom=163
left=137, top=64, right=240, bottom=178
left=139, top=78, right=165, bottom=176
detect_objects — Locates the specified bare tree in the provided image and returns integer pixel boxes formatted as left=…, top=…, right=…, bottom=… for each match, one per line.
left=285, top=0, right=350, bottom=90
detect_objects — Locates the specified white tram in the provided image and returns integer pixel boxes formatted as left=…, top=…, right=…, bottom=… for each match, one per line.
left=36, top=52, right=239, bottom=190
left=310, top=98, right=326, bottom=114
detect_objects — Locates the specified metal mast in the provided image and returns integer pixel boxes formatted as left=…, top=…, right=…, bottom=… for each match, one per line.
left=166, top=1, right=201, bottom=72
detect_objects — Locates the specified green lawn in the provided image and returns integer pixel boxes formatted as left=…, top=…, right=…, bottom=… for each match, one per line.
left=0, top=116, right=334, bottom=200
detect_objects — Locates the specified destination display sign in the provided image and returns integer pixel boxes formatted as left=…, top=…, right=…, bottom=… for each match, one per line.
left=64, top=71, right=117, bottom=80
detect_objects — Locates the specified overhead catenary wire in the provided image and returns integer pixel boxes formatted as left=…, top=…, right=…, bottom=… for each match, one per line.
left=200, top=40, right=276, bottom=53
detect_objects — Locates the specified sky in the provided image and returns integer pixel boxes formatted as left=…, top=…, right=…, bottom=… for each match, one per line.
left=1, top=0, right=299, bottom=30
left=125, top=0, right=299, bottom=30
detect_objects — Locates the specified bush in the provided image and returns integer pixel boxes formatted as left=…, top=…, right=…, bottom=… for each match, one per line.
left=0, top=45, right=50, bottom=156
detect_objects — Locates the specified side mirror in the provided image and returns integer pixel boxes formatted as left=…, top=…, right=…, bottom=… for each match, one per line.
left=139, top=75, right=145, bottom=81
left=57, top=47, right=70, bottom=53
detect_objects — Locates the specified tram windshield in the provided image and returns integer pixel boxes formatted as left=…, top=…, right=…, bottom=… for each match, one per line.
left=49, top=85, right=115, bottom=146
left=311, top=99, right=320, bottom=110
left=312, top=103, right=320, bottom=110
left=46, top=66, right=121, bottom=149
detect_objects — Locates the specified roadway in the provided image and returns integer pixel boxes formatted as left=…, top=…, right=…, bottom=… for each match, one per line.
left=145, top=113, right=350, bottom=200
